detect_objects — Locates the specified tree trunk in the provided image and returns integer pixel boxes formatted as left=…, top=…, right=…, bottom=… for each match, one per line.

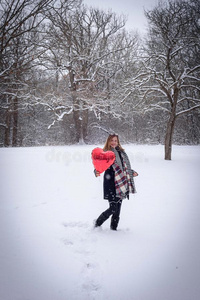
left=72, top=91, right=81, bottom=143
left=82, top=104, right=88, bottom=142
left=68, top=67, right=83, bottom=143
left=12, top=97, right=18, bottom=146
left=4, top=110, right=11, bottom=147
left=164, top=113, right=176, bottom=160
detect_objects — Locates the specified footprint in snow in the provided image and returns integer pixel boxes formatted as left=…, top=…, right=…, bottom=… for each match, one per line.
left=80, top=262, right=101, bottom=297
left=63, top=221, right=90, bottom=228
left=62, top=220, right=102, bottom=298
left=62, top=221, right=96, bottom=253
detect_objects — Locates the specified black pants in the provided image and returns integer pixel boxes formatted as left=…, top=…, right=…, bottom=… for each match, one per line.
left=95, top=199, right=122, bottom=230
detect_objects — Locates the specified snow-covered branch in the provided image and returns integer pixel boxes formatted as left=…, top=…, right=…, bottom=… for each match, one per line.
left=178, top=97, right=200, bottom=104
left=176, top=105, right=200, bottom=117
left=0, top=123, right=8, bottom=129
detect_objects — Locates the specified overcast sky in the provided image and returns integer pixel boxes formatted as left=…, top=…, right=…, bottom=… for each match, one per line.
left=83, top=0, right=159, bottom=34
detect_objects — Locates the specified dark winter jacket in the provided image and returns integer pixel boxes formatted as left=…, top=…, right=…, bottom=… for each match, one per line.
left=103, top=148, right=136, bottom=201
left=103, top=165, right=116, bottom=201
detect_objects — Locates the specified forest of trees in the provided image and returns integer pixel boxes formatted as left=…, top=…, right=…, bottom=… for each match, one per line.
left=0, top=0, right=199, bottom=159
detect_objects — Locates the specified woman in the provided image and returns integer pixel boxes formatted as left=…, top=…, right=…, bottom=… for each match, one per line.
left=94, top=134, right=138, bottom=230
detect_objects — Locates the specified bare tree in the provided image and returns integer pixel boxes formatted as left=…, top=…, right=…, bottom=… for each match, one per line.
left=40, top=2, right=138, bottom=143
left=0, top=0, right=53, bottom=146
left=128, top=0, right=200, bottom=159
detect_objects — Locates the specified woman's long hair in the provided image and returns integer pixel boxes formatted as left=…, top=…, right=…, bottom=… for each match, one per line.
left=103, top=134, right=124, bottom=151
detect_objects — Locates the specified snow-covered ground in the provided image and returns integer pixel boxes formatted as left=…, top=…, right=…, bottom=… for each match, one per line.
left=0, top=144, right=200, bottom=300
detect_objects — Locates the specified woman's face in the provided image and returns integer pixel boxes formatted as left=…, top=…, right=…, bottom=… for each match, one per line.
left=109, top=136, right=118, bottom=148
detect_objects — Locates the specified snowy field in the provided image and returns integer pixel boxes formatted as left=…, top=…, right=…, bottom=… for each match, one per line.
left=0, top=144, right=200, bottom=300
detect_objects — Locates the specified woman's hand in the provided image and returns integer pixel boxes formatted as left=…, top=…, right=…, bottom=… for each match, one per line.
left=94, top=170, right=100, bottom=177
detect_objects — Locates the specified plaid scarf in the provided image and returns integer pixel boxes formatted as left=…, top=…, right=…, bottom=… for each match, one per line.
left=112, top=158, right=135, bottom=199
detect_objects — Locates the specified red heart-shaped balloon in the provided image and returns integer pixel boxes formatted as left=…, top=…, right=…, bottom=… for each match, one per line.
left=91, top=147, right=115, bottom=174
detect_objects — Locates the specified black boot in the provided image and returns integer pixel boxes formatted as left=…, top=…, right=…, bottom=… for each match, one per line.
left=95, top=212, right=109, bottom=227
left=110, top=216, right=120, bottom=230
